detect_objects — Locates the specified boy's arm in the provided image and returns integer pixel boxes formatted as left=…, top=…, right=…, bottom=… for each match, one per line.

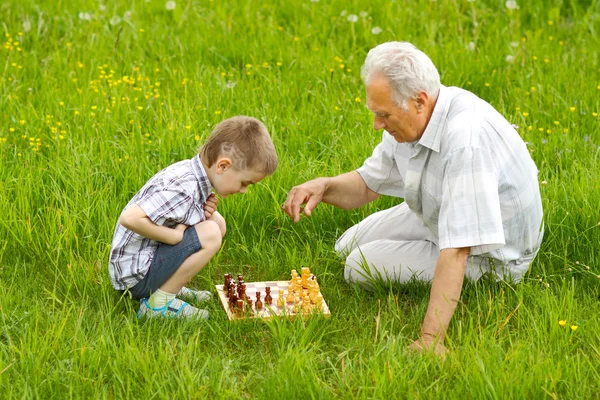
left=120, top=204, right=187, bottom=245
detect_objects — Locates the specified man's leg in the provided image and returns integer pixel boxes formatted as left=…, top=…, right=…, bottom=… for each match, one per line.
left=343, top=239, right=439, bottom=288
left=335, top=202, right=440, bottom=288
left=335, top=202, right=436, bottom=256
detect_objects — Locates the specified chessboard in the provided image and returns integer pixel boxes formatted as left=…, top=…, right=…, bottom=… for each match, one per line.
left=216, top=270, right=331, bottom=321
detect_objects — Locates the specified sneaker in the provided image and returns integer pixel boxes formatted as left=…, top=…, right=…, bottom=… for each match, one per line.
left=137, top=298, right=209, bottom=320
left=177, top=286, right=212, bottom=303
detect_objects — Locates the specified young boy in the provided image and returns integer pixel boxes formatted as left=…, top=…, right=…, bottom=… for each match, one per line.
left=108, top=116, right=278, bottom=319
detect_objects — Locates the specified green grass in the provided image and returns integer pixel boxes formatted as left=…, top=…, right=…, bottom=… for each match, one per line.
left=1, top=0, right=600, bottom=398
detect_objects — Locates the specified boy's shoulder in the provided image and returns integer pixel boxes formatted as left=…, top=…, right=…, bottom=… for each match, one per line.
left=145, top=156, right=210, bottom=198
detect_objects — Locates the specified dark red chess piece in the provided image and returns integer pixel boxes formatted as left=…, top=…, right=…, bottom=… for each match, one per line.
left=245, top=298, right=254, bottom=315
left=264, top=287, right=273, bottom=305
left=255, top=292, right=263, bottom=309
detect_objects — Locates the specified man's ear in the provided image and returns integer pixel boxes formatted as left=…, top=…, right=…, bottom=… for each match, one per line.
left=415, top=91, right=429, bottom=113
left=215, top=157, right=233, bottom=174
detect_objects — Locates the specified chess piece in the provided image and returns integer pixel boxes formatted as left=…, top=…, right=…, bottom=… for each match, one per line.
left=246, top=298, right=254, bottom=315
left=291, top=269, right=298, bottom=279
left=286, top=289, right=294, bottom=304
left=301, top=267, right=310, bottom=289
left=264, top=287, right=273, bottom=305
left=237, top=274, right=243, bottom=283
left=229, top=293, right=238, bottom=309
left=255, top=292, right=263, bottom=309
left=236, top=299, right=244, bottom=316
left=302, top=294, right=312, bottom=313
left=277, top=289, right=285, bottom=307
left=315, top=294, right=323, bottom=311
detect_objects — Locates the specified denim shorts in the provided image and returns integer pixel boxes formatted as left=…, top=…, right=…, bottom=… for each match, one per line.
left=127, top=226, right=202, bottom=300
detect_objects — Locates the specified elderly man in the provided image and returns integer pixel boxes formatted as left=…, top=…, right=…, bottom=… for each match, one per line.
left=283, top=42, right=544, bottom=354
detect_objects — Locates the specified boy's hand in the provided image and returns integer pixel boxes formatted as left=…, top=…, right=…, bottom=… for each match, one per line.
left=173, top=223, right=188, bottom=244
left=204, top=193, right=219, bottom=219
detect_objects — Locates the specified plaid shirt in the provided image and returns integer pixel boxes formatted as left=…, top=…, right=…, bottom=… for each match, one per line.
left=357, top=85, right=543, bottom=264
left=109, top=155, right=212, bottom=290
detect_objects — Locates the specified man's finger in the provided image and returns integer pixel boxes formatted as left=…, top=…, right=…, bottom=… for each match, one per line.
left=303, top=196, right=320, bottom=218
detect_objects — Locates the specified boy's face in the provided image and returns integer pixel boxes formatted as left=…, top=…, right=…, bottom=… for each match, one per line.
left=209, top=158, right=267, bottom=198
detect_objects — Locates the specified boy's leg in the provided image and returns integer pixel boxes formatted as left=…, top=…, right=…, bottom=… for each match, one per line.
left=158, top=219, right=223, bottom=294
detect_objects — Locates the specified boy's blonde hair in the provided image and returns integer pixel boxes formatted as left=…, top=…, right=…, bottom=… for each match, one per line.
left=199, top=116, right=278, bottom=174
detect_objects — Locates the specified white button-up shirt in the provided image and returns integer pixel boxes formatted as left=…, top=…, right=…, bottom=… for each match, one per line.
left=109, top=155, right=212, bottom=290
left=357, top=85, right=543, bottom=265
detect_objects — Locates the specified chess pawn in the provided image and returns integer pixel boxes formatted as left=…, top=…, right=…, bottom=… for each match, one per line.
left=236, top=299, right=244, bottom=316
left=315, top=294, right=323, bottom=311
left=295, top=276, right=302, bottom=291
left=286, top=289, right=294, bottom=304
left=291, top=269, right=298, bottom=279
left=237, top=274, right=244, bottom=283
left=246, top=299, right=254, bottom=315
left=229, top=294, right=238, bottom=310
left=309, top=288, right=318, bottom=303
left=255, top=292, right=263, bottom=310
left=277, top=289, right=285, bottom=307
left=301, top=267, right=310, bottom=289
left=302, top=294, right=312, bottom=313
left=264, top=287, right=273, bottom=305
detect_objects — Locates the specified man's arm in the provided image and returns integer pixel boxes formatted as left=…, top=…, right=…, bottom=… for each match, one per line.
left=411, top=247, right=470, bottom=354
left=283, top=171, right=380, bottom=222
left=120, top=204, right=187, bottom=245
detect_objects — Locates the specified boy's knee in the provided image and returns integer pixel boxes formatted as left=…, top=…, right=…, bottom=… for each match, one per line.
left=210, top=211, right=227, bottom=237
left=195, top=221, right=223, bottom=253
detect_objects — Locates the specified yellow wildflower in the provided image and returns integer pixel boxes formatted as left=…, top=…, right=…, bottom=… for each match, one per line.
left=570, top=325, right=578, bottom=331
left=558, top=320, right=566, bottom=327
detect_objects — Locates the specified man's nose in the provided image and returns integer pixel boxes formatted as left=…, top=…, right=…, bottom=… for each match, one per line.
left=374, top=116, right=386, bottom=130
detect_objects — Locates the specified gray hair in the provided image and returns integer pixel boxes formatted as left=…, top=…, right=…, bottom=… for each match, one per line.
left=361, top=42, right=440, bottom=110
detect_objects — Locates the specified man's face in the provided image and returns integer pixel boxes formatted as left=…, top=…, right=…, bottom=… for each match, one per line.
left=366, top=73, right=428, bottom=143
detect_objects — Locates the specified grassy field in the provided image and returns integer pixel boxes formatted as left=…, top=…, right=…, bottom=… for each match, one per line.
left=1, top=0, right=600, bottom=398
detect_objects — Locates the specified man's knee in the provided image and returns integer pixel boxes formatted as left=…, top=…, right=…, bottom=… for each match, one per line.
left=194, top=220, right=223, bottom=254
left=335, top=225, right=358, bottom=257
left=342, top=248, right=375, bottom=290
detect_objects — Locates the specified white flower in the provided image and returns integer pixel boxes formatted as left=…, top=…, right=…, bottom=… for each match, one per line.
left=99, top=4, right=107, bottom=12
left=359, top=11, right=368, bottom=18
left=510, top=41, right=519, bottom=48
left=166, top=1, right=176, bottom=10
left=371, top=26, right=382, bottom=35
left=340, top=10, right=347, bottom=17
left=109, top=16, right=121, bottom=25
left=505, top=0, right=519, bottom=10
left=225, top=81, right=237, bottom=89
left=310, top=0, right=320, bottom=2
left=78, top=12, right=92, bottom=21
left=347, top=14, right=358, bottom=23
left=506, top=55, right=515, bottom=63
left=466, top=41, right=476, bottom=51
left=124, top=11, right=133, bottom=21
left=23, top=18, right=31, bottom=33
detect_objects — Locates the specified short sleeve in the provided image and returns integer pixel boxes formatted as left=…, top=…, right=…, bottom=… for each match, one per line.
left=136, top=190, right=204, bottom=226
left=438, top=147, right=505, bottom=255
left=356, top=132, right=405, bottom=197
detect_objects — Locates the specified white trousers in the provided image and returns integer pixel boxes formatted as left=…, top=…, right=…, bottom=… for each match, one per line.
left=335, top=203, right=535, bottom=288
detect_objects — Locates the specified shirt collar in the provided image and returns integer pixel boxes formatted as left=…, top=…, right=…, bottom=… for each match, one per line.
left=416, top=85, right=450, bottom=153
left=192, top=154, right=213, bottom=200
